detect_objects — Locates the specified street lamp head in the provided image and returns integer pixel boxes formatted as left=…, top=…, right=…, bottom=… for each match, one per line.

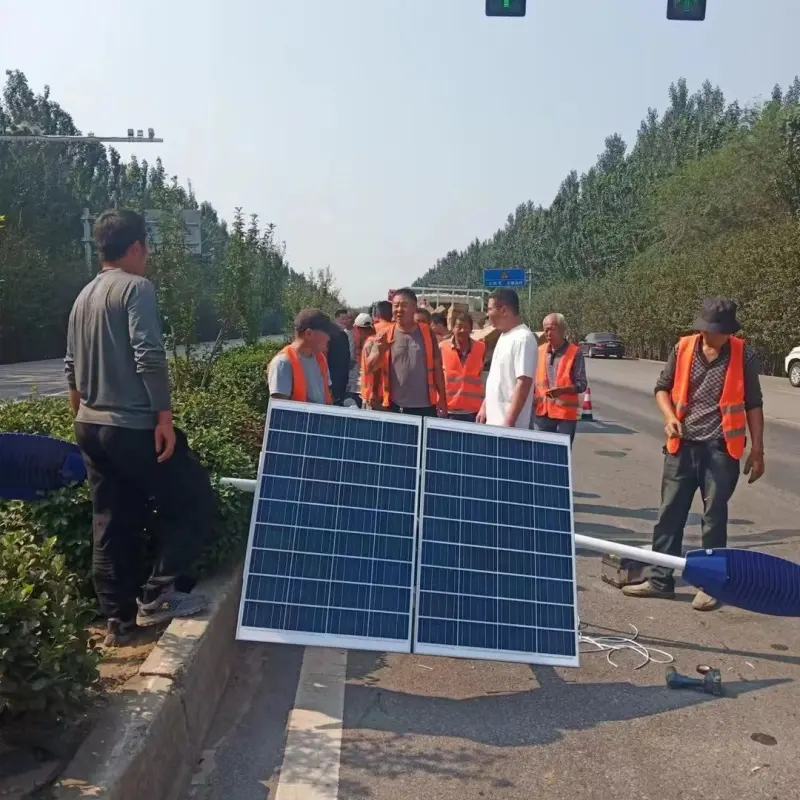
left=127, top=128, right=134, bottom=137
left=148, top=128, right=155, bottom=139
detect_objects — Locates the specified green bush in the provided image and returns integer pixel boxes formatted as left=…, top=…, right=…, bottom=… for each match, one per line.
left=0, top=533, right=100, bottom=721
left=0, top=342, right=278, bottom=720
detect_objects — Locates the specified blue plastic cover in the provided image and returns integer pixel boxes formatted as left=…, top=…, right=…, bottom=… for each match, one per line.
left=683, top=548, right=800, bottom=617
left=0, top=433, right=87, bottom=501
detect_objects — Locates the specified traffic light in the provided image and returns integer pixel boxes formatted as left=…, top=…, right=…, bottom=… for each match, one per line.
left=667, top=0, right=706, bottom=21
left=486, top=0, right=526, bottom=17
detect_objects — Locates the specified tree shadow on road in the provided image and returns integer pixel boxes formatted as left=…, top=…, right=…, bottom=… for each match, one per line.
left=318, top=656, right=789, bottom=796
left=574, top=502, right=754, bottom=527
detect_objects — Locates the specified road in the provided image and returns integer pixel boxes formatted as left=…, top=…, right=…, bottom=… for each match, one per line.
left=186, top=358, right=800, bottom=800
left=0, top=337, right=282, bottom=399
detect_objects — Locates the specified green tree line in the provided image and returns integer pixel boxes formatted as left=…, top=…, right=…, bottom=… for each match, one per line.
left=415, top=77, right=800, bottom=373
left=0, top=70, right=342, bottom=365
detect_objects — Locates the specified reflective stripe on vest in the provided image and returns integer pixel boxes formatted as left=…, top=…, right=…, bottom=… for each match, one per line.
left=667, top=334, right=747, bottom=459
left=278, top=345, right=332, bottom=405
left=440, top=339, right=486, bottom=414
left=381, top=323, right=438, bottom=408
left=534, top=343, right=580, bottom=421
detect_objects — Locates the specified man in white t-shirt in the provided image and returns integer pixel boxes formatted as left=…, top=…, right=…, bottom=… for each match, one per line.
left=477, top=289, right=538, bottom=428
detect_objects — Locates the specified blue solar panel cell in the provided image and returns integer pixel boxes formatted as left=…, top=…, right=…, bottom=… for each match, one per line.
left=414, top=419, right=579, bottom=666
left=237, top=400, right=422, bottom=652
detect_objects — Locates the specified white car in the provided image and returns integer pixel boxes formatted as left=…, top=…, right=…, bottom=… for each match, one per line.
left=786, top=345, right=800, bottom=388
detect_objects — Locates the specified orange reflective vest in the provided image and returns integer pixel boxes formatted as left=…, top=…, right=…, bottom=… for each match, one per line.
left=381, top=323, right=438, bottom=409
left=278, top=345, right=332, bottom=405
left=534, top=343, right=580, bottom=421
left=668, top=334, right=747, bottom=459
left=441, top=339, right=486, bottom=414
left=360, top=335, right=381, bottom=406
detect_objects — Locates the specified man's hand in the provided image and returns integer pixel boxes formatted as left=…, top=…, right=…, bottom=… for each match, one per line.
left=476, top=403, right=487, bottom=424
left=155, top=412, right=176, bottom=463
left=664, top=416, right=682, bottom=440
left=374, top=330, right=390, bottom=352
left=544, top=387, right=567, bottom=399
left=437, top=402, right=448, bottom=418
left=743, top=450, right=765, bottom=484
left=69, top=389, right=81, bottom=417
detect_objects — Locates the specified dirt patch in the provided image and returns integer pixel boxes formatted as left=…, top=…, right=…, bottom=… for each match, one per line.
left=0, top=623, right=164, bottom=798
left=89, top=623, right=163, bottom=693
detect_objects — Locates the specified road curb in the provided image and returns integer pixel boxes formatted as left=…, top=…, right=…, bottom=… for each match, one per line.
left=52, top=567, right=243, bottom=800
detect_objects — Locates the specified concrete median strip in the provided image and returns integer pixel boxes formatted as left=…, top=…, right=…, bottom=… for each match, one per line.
left=52, top=568, right=243, bottom=800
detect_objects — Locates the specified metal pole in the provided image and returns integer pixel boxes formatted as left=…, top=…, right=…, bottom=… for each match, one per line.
left=0, top=134, right=163, bottom=143
left=82, top=208, right=93, bottom=277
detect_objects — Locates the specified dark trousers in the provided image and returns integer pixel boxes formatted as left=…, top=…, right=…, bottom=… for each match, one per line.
left=346, top=392, right=363, bottom=408
left=650, top=440, right=740, bottom=591
left=449, top=412, right=477, bottom=423
left=387, top=404, right=437, bottom=418
left=533, top=414, right=577, bottom=445
left=75, top=422, right=217, bottom=621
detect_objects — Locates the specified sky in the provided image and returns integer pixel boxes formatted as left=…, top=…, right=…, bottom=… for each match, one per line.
left=2, top=1, right=800, bottom=305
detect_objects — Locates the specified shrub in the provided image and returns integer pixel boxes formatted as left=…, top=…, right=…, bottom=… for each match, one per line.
left=0, top=533, right=100, bottom=721
left=0, top=342, right=278, bottom=719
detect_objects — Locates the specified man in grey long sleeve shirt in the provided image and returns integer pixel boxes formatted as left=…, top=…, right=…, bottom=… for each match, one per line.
left=66, top=209, right=212, bottom=647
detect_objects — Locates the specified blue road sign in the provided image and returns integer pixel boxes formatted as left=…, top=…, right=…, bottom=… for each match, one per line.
left=483, top=269, right=527, bottom=289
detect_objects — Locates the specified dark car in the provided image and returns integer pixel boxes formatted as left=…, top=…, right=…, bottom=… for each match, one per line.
left=580, top=332, right=625, bottom=359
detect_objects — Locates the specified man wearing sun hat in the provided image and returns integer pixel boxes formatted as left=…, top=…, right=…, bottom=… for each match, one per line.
left=623, top=299, right=765, bottom=611
left=267, top=309, right=339, bottom=404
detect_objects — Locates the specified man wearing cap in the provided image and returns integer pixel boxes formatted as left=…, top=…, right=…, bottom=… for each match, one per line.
left=267, top=309, right=338, bottom=404
left=348, top=312, right=376, bottom=407
left=623, top=299, right=765, bottom=611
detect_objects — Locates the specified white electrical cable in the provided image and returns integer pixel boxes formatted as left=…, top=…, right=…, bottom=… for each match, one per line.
left=578, top=621, right=674, bottom=670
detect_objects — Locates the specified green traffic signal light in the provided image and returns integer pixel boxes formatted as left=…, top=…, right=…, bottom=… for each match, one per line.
left=666, top=0, right=706, bottom=21
left=486, top=0, right=526, bottom=17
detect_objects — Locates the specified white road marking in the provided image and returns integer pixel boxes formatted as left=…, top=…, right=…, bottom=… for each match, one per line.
left=273, top=647, right=347, bottom=800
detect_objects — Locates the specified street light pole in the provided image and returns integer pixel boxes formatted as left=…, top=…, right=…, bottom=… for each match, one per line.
left=0, top=129, right=164, bottom=274
left=0, top=133, right=163, bottom=143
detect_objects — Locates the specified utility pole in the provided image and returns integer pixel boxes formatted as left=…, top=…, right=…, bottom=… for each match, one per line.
left=0, top=128, right=164, bottom=275
left=0, top=130, right=163, bottom=143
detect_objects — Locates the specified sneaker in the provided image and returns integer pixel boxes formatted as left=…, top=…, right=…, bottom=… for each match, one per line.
left=103, top=618, right=137, bottom=648
left=692, top=590, right=719, bottom=611
left=136, top=588, right=209, bottom=628
left=621, top=580, right=675, bottom=600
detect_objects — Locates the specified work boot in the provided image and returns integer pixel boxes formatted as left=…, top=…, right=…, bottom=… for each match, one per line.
left=692, top=590, right=719, bottom=611
left=621, top=580, right=675, bottom=600
left=103, top=618, right=137, bottom=648
left=136, top=586, right=209, bottom=628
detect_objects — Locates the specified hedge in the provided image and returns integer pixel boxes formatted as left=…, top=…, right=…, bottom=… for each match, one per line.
left=0, top=340, right=282, bottom=725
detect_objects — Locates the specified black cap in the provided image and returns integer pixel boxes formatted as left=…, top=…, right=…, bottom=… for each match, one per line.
left=294, top=308, right=338, bottom=336
left=692, top=298, right=742, bottom=335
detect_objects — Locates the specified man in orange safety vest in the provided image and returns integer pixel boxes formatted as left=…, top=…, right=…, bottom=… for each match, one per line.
left=440, top=310, right=486, bottom=422
left=364, top=287, right=448, bottom=418
left=533, top=313, right=587, bottom=445
left=623, top=299, right=765, bottom=611
left=267, top=309, right=337, bottom=404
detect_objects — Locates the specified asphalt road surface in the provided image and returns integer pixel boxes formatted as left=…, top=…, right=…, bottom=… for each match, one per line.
left=186, top=358, right=800, bottom=800
left=0, top=337, right=282, bottom=399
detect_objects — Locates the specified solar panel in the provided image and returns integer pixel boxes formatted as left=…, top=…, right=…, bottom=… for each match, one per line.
left=414, top=419, right=579, bottom=666
left=237, top=400, right=422, bottom=653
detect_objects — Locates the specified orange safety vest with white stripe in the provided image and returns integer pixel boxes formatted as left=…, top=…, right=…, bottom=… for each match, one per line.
left=534, top=343, right=580, bottom=421
left=381, top=323, right=438, bottom=409
left=440, top=339, right=486, bottom=414
left=668, top=334, right=747, bottom=459
left=278, top=345, right=332, bottom=405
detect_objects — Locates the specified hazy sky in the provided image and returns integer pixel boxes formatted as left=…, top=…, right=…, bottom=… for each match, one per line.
left=2, top=1, right=799, bottom=304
